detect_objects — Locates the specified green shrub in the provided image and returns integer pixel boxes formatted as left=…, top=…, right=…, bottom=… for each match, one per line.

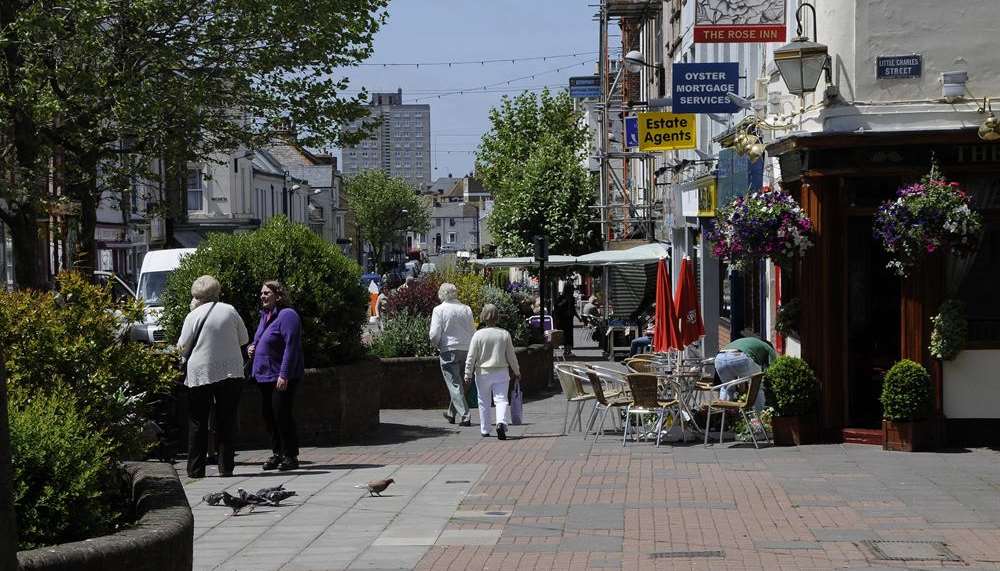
left=929, top=299, right=967, bottom=360
left=880, top=359, right=932, bottom=421
left=481, top=286, right=530, bottom=346
left=161, top=216, right=368, bottom=366
left=439, top=270, right=486, bottom=316
left=369, top=311, right=436, bottom=358
left=9, top=387, right=125, bottom=550
left=774, top=298, right=800, bottom=337
left=0, top=272, right=177, bottom=460
left=763, top=356, right=819, bottom=417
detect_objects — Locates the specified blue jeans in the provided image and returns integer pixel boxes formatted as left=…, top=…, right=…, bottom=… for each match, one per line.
left=439, top=350, right=470, bottom=421
left=714, top=351, right=764, bottom=410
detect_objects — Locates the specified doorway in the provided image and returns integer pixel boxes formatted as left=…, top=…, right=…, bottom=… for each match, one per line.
left=846, top=216, right=901, bottom=428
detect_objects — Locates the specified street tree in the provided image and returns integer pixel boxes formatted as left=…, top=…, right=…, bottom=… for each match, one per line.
left=475, top=89, right=599, bottom=256
left=0, top=0, right=388, bottom=288
left=343, top=170, right=430, bottom=272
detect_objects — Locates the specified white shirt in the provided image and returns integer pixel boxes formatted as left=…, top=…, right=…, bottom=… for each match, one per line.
left=465, top=327, right=521, bottom=378
left=177, top=302, right=250, bottom=388
left=429, top=300, right=475, bottom=352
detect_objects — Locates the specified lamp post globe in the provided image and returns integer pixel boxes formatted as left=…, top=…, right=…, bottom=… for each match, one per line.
left=624, top=50, right=647, bottom=73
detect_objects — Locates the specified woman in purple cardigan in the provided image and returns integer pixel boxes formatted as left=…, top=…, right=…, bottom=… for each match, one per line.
left=247, top=280, right=304, bottom=471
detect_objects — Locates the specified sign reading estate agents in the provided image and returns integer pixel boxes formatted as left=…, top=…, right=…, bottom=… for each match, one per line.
left=876, top=55, right=922, bottom=79
left=694, top=0, right=786, bottom=43
left=672, top=63, right=740, bottom=113
left=638, top=112, right=697, bottom=151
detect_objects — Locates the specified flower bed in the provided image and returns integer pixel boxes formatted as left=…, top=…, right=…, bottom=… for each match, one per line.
left=706, top=189, right=813, bottom=271
left=873, top=164, right=983, bottom=276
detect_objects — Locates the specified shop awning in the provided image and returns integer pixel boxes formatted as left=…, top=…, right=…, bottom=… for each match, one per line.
left=574, top=242, right=670, bottom=266
left=471, top=255, right=578, bottom=268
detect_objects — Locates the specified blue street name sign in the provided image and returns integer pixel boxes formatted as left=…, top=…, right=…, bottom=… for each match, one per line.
left=876, top=55, right=922, bottom=79
left=569, top=76, right=601, bottom=99
left=624, top=116, right=638, bottom=148
left=671, top=62, right=740, bottom=114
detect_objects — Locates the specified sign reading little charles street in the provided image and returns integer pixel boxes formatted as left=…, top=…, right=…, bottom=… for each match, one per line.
left=876, top=55, right=922, bottom=79
left=694, top=0, right=786, bottom=43
left=672, top=63, right=740, bottom=113
left=638, top=112, right=697, bottom=151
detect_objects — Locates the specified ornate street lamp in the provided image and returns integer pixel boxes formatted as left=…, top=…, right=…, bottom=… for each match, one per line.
left=773, top=3, right=831, bottom=96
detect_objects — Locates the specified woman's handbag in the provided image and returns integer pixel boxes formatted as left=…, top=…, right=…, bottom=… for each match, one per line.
left=510, top=382, right=523, bottom=425
left=177, top=302, right=217, bottom=377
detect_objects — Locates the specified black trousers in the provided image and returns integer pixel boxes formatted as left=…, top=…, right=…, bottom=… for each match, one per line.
left=258, top=379, right=299, bottom=459
left=187, top=378, right=243, bottom=477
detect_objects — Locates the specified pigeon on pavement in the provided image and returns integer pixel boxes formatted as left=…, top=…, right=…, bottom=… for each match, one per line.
left=203, top=492, right=225, bottom=506
left=355, top=478, right=395, bottom=497
left=253, top=484, right=286, bottom=496
left=262, top=489, right=297, bottom=506
left=221, top=491, right=255, bottom=515
left=237, top=488, right=267, bottom=506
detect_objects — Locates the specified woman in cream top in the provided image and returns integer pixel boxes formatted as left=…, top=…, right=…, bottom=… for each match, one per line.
left=464, top=304, right=521, bottom=439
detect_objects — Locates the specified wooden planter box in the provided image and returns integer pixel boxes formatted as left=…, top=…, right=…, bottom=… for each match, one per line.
left=772, top=415, right=816, bottom=446
left=882, top=419, right=932, bottom=452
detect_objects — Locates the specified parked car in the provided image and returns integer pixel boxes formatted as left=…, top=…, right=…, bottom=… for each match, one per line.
left=131, top=248, right=196, bottom=343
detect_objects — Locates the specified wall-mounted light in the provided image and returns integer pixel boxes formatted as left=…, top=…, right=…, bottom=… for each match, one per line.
left=978, top=98, right=1000, bottom=141
left=773, top=3, right=831, bottom=96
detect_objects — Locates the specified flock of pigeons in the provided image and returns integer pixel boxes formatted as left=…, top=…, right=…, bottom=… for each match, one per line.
left=202, top=479, right=396, bottom=515
left=203, top=485, right=297, bottom=515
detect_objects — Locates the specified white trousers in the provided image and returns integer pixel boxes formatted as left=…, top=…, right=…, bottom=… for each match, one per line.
left=475, top=369, right=510, bottom=435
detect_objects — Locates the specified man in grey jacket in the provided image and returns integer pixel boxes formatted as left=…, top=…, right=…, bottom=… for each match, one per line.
left=429, top=282, right=475, bottom=426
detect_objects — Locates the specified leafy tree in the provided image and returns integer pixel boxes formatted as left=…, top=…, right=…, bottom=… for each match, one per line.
left=343, top=170, right=430, bottom=272
left=475, top=89, right=599, bottom=256
left=0, top=0, right=388, bottom=288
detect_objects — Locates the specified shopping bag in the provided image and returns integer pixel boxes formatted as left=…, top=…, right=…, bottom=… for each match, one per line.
left=464, top=378, right=478, bottom=410
left=510, top=382, right=523, bottom=425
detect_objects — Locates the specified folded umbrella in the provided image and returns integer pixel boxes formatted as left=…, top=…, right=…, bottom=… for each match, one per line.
left=653, top=257, right=681, bottom=352
left=674, top=257, right=704, bottom=348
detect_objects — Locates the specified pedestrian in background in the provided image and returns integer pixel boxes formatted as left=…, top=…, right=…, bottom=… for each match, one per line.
left=248, top=280, right=304, bottom=471
left=429, top=282, right=475, bottom=426
left=554, top=281, right=577, bottom=357
left=177, top=275, right=248, bottom=478
left=465, top=303, right=521, bottom=440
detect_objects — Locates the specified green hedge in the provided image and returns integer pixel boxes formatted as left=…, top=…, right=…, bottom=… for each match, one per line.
left=881, top=359, right=931, bottom=421
left=9, top=387, right=125, bottom=550
left=763, top=356, right=818, bottom=417
left=161, top=216, right=368, bottom=366
left=369, top=311, right=436, bottom=358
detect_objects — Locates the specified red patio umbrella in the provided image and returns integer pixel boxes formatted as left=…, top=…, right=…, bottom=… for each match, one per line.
left=653, top=257, right=681, bottom=352
left=674, top=256, right=705, bottom=348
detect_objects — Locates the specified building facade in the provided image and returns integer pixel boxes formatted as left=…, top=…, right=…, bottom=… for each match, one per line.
left=341, top=89, right=431, bottom=191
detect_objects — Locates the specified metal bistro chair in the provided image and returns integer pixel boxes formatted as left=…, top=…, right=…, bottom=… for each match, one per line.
left=703, top=372, right=770, bottom=448
left=622, top=373, right=678, bottom=447
left=583, top=369, right=629, bottom=441
left=554, top=363, right=596, bottom=434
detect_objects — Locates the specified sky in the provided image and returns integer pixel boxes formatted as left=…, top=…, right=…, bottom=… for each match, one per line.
left=334, top=1, right=602, bottom=180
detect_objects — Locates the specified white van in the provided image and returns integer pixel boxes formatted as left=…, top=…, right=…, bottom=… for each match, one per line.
left=131, top=248, right=196, bottom=343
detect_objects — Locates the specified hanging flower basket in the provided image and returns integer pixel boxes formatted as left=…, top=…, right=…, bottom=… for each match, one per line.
left=706, top=189, right=814, bottom=272
left=873, top=164, right=983, bottom=277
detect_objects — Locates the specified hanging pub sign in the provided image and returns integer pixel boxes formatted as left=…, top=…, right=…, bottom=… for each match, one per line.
left=637, top=112, right=697, bottom=151
left=672, top=63, right=740, bottom=113
left=694, top=0, right=786, bottom=43
left=876, top=55, right=922, bottom=79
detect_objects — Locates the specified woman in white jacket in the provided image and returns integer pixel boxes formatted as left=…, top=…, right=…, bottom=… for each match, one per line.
left=177, top=275, right=249, bottom=478
left=464, top=304, right=521, bottom=439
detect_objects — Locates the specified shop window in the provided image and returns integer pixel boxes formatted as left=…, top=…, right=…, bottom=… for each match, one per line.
left=186, top=169, right=203, bottom=211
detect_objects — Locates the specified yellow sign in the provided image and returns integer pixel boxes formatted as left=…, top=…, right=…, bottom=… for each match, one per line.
left=638, top=112, right=697, bottom=151
left=681, top=178, right=717, bottom=217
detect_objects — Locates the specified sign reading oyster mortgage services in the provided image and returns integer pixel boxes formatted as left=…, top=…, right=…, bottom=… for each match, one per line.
left=694, top=0, right=786, bottom=43
left=672, top=63, right=740, bottom=113
left=638, top=112, right=697, bottom=151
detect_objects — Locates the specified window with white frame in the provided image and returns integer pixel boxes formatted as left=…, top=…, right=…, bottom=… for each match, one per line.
left=186, top=169, right=203, bottom=211
left=447, top=232, right=456, bottom=244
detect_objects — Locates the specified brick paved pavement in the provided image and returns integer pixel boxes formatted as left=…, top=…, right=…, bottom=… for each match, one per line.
left=182, top=332, right=1000, bottom=570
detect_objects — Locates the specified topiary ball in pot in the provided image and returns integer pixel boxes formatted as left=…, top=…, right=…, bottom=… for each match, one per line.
left=880, top=359, right=931, bottom=421
left=763, top=356, right=818, bottom=417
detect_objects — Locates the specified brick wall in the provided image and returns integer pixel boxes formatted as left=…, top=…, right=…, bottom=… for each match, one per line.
left=17, top=462, right=193, bottom=571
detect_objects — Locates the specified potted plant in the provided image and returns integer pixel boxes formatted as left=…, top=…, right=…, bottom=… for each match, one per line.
left=706, top=188, right=814, bottom=272
left=929, top=299, right=967, bottom=360
left=880, top=359, right=933, bottom=451
left=873, top=163, right=983, bottom=277
left=763, top=356, right=819, bottom=445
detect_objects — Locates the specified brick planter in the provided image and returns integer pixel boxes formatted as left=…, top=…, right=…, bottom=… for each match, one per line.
left=17, top=462, right=193, bottom=571
left=234, top=358, right=382, bottom=448
left=379, top=344, right=553, bottom=409
left=882, top=419, right=934, bottom=452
